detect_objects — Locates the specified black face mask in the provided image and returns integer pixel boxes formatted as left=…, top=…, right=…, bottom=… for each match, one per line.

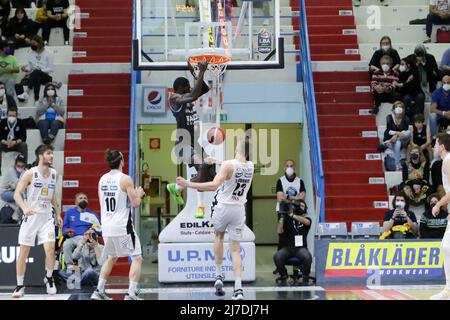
left=31, top=45, right=38, bottom=51
left=78, top=200, right=88, bottom=210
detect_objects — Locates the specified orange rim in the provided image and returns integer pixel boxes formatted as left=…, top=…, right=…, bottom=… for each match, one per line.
left=188, top=53, right=231, bottom=65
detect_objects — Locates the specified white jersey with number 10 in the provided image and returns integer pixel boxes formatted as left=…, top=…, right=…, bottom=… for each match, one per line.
left=98, top=169, right=130, bottom=237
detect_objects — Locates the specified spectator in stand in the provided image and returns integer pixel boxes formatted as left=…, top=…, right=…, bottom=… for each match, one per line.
left=0, top=107, right=27, bottom=174
left=32, top=0, right=48, bottom=36
left=43, top=0, right=70, bottom=46
left=408, top=113, right=432, bottom=162
left=0, top=40, right=19, bottom=97
left=424, top=0, right=450, bottom=43
left=379, top=101, right=411, bottom=170
left=59, top=229, right=104, bottom=287
left=429, top=75, right=450, bottom=138
left=401, top=145, right=431, bottom=206
left=62, top=192, right=101, bottom=269
left=440, top=48, right=450, bottom=77
left=0, top=81, right=17, bottom=120
left=36, top=82, right=64, bottom=144
left=420, top=193, right=449, bottom=238
left=11, top=1, right=37, bottom=8
left=370, top=55, right=401, bottom=115
left=0, top=0, right=11, bottom=38
left=17, top=35, right=54, bottom=102
left=407, top=44, right=441, bottom=95
left=394, top=57, right=425, bottom=122
left=369, top=36, right=401, bottom=75
left=5, top=8, right=33, bottom=49
left=381, top=193, right=418, bottom=239
left=0, top=154, right=26, bottom=218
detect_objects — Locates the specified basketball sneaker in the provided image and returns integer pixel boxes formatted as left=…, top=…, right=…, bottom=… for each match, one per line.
left=430, top=288, right=450, bottom=300
left=195, top=205, right=205, bottom=219
left=91, top=289, right=113, bottom=300
left=214, top=275, right=225, bottom=296
left=231, top=289, right=244, bottom=300
left=12, top=285, right=25, bottom=298
left=124, top=290, right=143, bottom=300
left=44, top=276, right=57, bottom=295
left=167, top=183, right=184, bottom=205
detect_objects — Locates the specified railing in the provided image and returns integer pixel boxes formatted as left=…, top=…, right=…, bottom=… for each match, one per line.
left=130, top=0, right=138, bottom=181
left=298, top=0, right=325, bottom=221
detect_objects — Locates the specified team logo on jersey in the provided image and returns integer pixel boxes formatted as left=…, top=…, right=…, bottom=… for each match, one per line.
left=286, top=187, right=298, bottom=197
left=34, top=182, right=43, bottom=188
left=48, top=184, right=55, bottom=189
left=41, top=188, right=49, bottom=196
left=110, top=186, right=118, bottom=191
left=244, top=169, right=253, bottom=179
left=101, top=185, right=108, bottom=191
left=235, top=168, right=243, bottom=178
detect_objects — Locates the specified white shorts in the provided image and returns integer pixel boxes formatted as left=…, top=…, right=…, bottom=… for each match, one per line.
left=18, top=213, right=55, bottom=247
left=102, top=233, right=142, bottom=259
left=211, top=204, right=245, bottom=241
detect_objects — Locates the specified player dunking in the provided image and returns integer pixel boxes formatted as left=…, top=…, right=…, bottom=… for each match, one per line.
left=431, top=133, right=450, bottom=300
left=91, top=149, right=146, bottom=300
left=12, top=144, right=62, bottom=298
left=166, top=59, right=217, bottom=219
left=176, top=138, right=254, bottom=300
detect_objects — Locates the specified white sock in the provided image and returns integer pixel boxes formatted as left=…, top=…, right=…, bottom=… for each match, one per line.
left=234, top=277, right=242, bottom=290
left=215, top=264, right=222, bottom=278
left=46, top=269, right=53, bottom=278
left=128, top=281, right=138, bottom=296
left=17, top=275, right=24, bottom=286
left=175, top=183, right=183, bottom=190
left=97, top=278, right=107, bottom=292
left=197, top=192, right=204, bottom=207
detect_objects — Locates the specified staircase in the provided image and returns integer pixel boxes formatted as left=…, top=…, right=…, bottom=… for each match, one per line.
left=300, top=0, right=388, bottom=226
left=62, top=0, right=133, bottom=275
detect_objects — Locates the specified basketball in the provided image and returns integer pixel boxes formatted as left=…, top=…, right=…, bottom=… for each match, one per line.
left=207, top=127, right=225, bottom=145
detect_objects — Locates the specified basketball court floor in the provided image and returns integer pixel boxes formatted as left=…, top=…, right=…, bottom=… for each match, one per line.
left=0, top=246, right=444, bottom=300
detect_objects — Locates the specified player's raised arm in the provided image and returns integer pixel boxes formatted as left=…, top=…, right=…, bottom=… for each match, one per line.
left=121, top=175, right=146, bottom=208
left=177, top=161, right=233, bottom=192
left=170, top=61, right=209, bottom=106
left=14, top=169, right=33, bottom=216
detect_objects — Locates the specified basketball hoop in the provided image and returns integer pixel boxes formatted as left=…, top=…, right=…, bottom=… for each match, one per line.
left=189, top=53, right=231, bottom=78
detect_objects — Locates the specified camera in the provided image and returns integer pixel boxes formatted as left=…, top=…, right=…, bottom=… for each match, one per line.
left=88, top=232, right=98, bottom=242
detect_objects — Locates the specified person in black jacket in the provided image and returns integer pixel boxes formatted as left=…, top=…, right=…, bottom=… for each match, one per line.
left=0, top=107, right=27, bottom=174
left=369, top=36, right=401, bottom=76
left=6, top=8, right=33, bottom=49
left=420, top=194, right=448, bottom=239
left=0, top=0, right=11, bottom=38
left=394, top=57, right=425, bottom=122
left=407, top=44, right=441, bottom=95
left=0, top=81, right=17, bottom=120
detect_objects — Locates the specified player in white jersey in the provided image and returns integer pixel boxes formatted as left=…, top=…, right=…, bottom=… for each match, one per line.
left=430, top=133, right=450, bottom=300
left=12, top=144, right=62, bottom=298
left=91, top=149, right=146, bottom=301
left=176, top=138, right=254, bottom=300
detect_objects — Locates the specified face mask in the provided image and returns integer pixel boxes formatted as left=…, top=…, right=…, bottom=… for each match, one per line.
left=381, top=45, right=390, bottom=51
left=410, top=153, right=419, bottom=161
left=381, top=64, right=390, bottom=72
left=395, top=201, right=405, bottom=209
left=399, top=65, right=406, bottom=72
left=285, top=167, right=294, bottom=176
left=394, top=107, right=403, bottom=114
left=78, top=200, right=88, bottom=210
left=0, top=89, right=5, bottom=96
left=15, top=166, right=24, bottom=173
left=30, top=44, right=38, bottom=51
left=46, top=89, right=55, bottom=97
left=443, top=84, right=450, bottom=92
left=7, top=116, right=16, bottom=124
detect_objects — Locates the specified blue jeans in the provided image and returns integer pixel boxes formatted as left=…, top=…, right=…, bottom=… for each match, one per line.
left=429, top=113, right=445, bottom=138
left=59, top=268, right=99, bottom=287
left=38, top=119, right=64, bottom=143
left=426, top=13, right=450, bottom=37
left=1, top=190, right=14, bottom=203
left=385, top=130, right=411, bottom=166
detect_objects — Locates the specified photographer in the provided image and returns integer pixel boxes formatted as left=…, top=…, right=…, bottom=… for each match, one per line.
left=381, top=193, right=418, bottom=239
left=59, top=229, right=104, bottom=287
left=273, top=199, right=312, bottom=286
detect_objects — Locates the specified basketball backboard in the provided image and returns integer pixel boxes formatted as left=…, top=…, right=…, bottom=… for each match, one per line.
left=134, top=0, right=284, bottom=70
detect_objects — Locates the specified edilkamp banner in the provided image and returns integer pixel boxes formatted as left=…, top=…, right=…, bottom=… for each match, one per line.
left=315, top=240, right=446, bottom=285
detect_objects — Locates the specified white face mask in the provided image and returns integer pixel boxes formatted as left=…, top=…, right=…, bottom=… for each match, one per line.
left=0, top=88, right=5, bottom=96
left=395, top=201, right=405, bottom=209
left=7, top=116, right=16, bottom=124
left=399, top=65, right=406, bottom=72
left=285, top=167, right=294, bottom=176
left=443, top=84, right=450, bottom=92
left=382, top=45, right=390, bottom=51
left=381, top=64, right=390, bottom=72
left=394, top=107, right=403, bottom=115
left=46, top=89, right=55, bottom=97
